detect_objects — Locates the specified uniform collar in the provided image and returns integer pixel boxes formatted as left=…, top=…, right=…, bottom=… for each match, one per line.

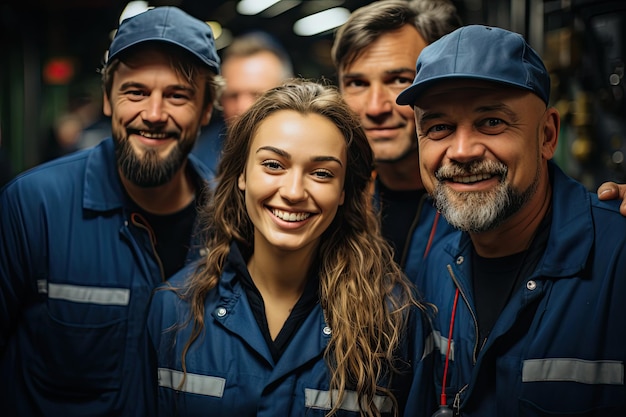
left=82, top=137, right=215, bottom=212
left=449, top=161, right=593, bottom=279
left=536, top=161, right=593, bottom=277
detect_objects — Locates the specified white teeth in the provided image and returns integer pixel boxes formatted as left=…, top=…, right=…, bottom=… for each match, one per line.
left=272, top=209, right=311, bottom=222
left=140, top=131, right=168, bottom=139
left=452, top=173, right=492, bottom=183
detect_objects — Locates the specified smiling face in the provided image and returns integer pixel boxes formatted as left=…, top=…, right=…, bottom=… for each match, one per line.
left=103, top=47, right=212, bottom=187
left=237, top=110, right=347, bottom=254
left=339, top=25, right=427, bottom=164
left=415, top=80, right=559, bottom=232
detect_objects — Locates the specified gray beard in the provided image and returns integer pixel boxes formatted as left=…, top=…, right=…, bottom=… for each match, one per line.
left=433, top=166, right=539, bottom=233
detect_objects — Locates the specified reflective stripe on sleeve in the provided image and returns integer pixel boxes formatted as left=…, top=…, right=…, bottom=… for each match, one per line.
left=305, top=388, right=392, bottom=413
left=158, top=368, right=226, bottom=397
left=523, top=358, right=624, bottom=385
left=430, top=329, right=455, bottom=361
left=48, top=283, right=130, bottom=306
left=423, top=329, right=435, bottom=360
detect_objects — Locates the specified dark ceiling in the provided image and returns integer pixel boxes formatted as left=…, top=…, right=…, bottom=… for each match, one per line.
left=178, top=0, right=382, bottom=78
left=5, top=0, right=620, bottom=86
left=0, top=0, right=411, bottom=84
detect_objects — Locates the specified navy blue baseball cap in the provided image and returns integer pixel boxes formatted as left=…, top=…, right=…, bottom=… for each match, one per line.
left=107, top=6, right=220, bottom=74
left=396, top=25, right=550, bottom=106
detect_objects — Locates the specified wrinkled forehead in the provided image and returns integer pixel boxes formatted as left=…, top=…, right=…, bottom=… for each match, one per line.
left=414, top=79, right=533, bottom=109
left=339, top=25, right=426, bottom=75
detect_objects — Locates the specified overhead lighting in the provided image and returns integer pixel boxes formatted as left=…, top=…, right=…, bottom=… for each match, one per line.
left=215, top=28, right=233, bottom=50
left=293, top=7, right=350, bottom=36
left=206, top=21, right=223, bottom=39
left=119, top=1, right=151, bottom=24
left=263, top=0, right=301, bottom=18
left=237, top=0, right=281, bottom=16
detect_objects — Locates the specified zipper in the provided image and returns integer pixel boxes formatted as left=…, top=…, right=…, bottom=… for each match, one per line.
left=446, top=264, right=480, bottom=364
left=452, top=384, right=467, bottom=416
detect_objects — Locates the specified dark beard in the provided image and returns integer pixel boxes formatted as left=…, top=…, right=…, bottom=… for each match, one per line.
left=114, top=138, right=193, bottom=187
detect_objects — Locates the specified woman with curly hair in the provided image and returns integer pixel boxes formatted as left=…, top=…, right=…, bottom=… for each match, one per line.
left=147, top=79, right=435, bottom=417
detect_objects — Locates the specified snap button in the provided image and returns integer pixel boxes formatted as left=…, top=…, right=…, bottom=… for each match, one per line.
left=526, top=280, right=537, bottom=291
left=323, top=326, right=332, bottom=336
left=216, top=307, right=227, bottom=317
left=456, top=256, right=464, bottom=265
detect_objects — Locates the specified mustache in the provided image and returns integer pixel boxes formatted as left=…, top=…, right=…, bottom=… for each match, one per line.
left=435, top=160, right=507, bottom=181
left=126, top=125, right=181, bottom=139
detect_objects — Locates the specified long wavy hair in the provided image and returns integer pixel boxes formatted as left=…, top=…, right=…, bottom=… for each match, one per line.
left=180, top=79, right=419, bottom=416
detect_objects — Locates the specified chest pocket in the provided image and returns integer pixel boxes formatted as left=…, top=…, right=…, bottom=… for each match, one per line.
left=304, top=388, right=394, bottom=416
left=519, top=358, right=625, bottom=415
left=29, top=283, right=129, bottom=396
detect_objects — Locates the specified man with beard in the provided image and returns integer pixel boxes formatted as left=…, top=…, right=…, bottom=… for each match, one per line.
left=397, top=25, right=626, bottom=416
left=333, top=0, right=626, bottom=280
left=331, top=0, right=462, bottom=276
left=0, top=7, right=222, bottom=416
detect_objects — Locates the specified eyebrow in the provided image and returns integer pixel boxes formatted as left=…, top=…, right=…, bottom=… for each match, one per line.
left=418, top=103, right=518, bottom=123
left=417, top=111, right=443, bottom=124
left=475, top=103, right=517, bottom=117
left=119, top=81, right=196, bottom=95
left=342, top=67, right=415, bottom=80
left=256, top=146, right=344, bottom=167
left=385, top=67, right=416, bottom=75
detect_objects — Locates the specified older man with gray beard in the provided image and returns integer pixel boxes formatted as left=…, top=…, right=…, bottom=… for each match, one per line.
left=398, top=24, right=626, bottom=417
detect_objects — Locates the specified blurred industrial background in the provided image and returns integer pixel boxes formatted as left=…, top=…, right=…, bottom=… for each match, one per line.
left=0, top=0, right=624, bottom=189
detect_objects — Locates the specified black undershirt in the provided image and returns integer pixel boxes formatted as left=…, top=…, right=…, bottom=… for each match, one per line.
left=472, top=213, right=552, bottom=344
left=378, top=181, right=426, bottom=265
left=238, top=251, right=320, bottom=363
left=135, top=200, right=198, bottom=279
left=472, top=250, right=528, bottom=344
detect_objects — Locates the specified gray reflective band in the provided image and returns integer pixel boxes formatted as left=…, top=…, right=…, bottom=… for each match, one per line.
left=423, top=329, right=435, bottom=360
left=158, top=368, right=225, bottom=397
left=523, top=358, right=624, bottom=385
left=431, top=330, right=455, bottom=361
left=305, top=388, right=392, bottom=413
left=48, top=283, right=130, bottom=306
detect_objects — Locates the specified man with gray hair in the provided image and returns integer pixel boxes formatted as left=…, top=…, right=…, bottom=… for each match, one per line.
left=398, top=24, right=626, bottom=416
left=333, top=0, right=626, bottom=281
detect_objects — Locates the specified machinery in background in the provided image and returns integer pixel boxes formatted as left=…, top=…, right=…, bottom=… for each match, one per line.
left=544, top=0, right=626, bottom=189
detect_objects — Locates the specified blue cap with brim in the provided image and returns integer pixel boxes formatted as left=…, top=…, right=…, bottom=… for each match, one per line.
left=396, top=25, right=549, bottom=106
left=107, top=6, right=220, bottom=74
